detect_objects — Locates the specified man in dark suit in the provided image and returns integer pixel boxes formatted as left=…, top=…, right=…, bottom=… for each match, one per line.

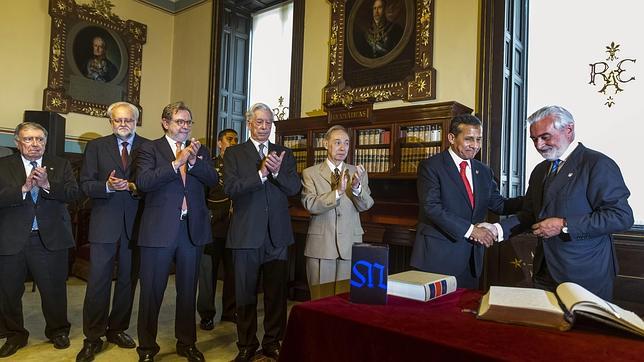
left=76, top=102, right=149, bottom=362
left=224, top=103, right=300, bottom=361
left=0, top=122, right=80, bottom=357
left=135, top=102, right=217, bottom=362
left=410, top=114, right=521, bottom=289
left=497, top=105, right=633, bottom=301
left=197, top=129, right=238, bottom=331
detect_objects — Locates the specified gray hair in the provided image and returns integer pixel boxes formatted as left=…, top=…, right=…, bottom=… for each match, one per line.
left=14, top=122, right=48, bottom=141
left=107, top=101, right=140, bottom=121
left=324, top=125, right=349, bottom=140
left=527, top=105, right=574, bottom=130
left=245, top=103, right=274, bottom=122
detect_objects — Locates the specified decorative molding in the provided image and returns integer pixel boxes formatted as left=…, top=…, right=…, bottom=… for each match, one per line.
left=136, top=0, right=207, bottom=14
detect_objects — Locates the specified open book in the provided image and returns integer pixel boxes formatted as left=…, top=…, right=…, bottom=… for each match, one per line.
left=478, top=282, right=644, bottom=337
left=387, top=271, right=456, bottom=302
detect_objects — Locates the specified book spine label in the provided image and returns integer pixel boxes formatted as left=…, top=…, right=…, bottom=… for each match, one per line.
left=428, top=280, right=448, bottom=299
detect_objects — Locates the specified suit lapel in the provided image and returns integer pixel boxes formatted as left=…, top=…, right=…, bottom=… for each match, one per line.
left=442, top=151, right=472, bottom=208
left=157, top=137, right=176, bottom=162
left=541, top=144, right=584, bottom=211
left=318, top=162, right=333, bottom=186
left=107, top=135, right=124, bottom=171
left=244, top=140, right=261, bottom=162
left=471, top=161, right=483, bottom=211
left=8, top=154, right=27, bottom=187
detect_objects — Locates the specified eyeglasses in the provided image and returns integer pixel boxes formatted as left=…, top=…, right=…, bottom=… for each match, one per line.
left=20, top=136, right=46, bottom=144
left=111, top=118, right=136, bottom=125
left=172, top=119, right=195, bottom=127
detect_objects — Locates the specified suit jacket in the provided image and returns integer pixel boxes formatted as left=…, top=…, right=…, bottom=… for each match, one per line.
left=500, top=143, right=633, bottom=296
left=224, top=140, right=301, bottom=249
left=301, top=162, right=374, bottom=260
left=135, top=137, right=218, bottom=247
left=207, top=155, right=231, bottom=239
left=410, top=150, right=516, bottom=278
left=80, top=134, right=149, bottom=243
left=0, top=153, right=80, bottom=255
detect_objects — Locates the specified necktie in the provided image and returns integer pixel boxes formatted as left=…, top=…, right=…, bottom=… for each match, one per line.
left=175, top=142, right=188, bottom=211
left=333, top=167, right=341, bottom=189
left=30, top=161, right=39, bottom=230
left=459, top=161, right=475, bottom=208
left=258, top=143, right=266, bottom=159
left=550, top=159, right=561, bottom=175
left=120, top=141, right=129, bottom=170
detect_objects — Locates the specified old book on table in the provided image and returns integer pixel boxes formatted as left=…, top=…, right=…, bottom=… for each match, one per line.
left=478, top=282, right=644, bottom=337
left=387, top=271, right=457, bottom=302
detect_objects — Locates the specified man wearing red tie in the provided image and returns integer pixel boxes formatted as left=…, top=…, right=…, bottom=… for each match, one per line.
left=410, top=115, right=521, bottom=289
left=134, top=102, right=218, bottom=362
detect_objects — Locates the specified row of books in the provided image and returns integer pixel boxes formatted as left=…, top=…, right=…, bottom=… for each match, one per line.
left=399, top=146, right=442, bottom=173
left=283, top=135, right=307, bottom=149
left=293, top=150, right=307, bottom=173
left=357, top=129, right=391, bottom=146
left=313, top=133, right=326, bottom=148
left=313, top=149, right=327, bottom=165
left=401, top=125, right=442, bottom=143
left=354, top=148, right=390, bottom=173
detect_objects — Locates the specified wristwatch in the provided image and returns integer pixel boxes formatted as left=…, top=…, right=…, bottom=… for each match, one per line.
left=561, top=218, right=569, bottom=234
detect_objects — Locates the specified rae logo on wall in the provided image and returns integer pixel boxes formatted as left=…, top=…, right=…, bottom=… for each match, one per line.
left=589, top=42, right=636, bottom=108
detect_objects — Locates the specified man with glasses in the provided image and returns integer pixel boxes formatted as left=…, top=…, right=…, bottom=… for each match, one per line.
left=135, top=102, right=217, bottom=362
left=224, top=103, right=301, bottom=361
left=0, top=122, right=81, bottom=357
left=76, top=102, right=149, bottom=362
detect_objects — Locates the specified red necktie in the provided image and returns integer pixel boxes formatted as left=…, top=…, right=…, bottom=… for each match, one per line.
left=120, top=141, right=129, bottom=170
left=175, top=141, right=188, bottom=211
left=459, top=161, right=474, bottom=208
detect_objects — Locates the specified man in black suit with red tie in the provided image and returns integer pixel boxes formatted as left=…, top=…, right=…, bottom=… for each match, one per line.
left=0, top=122, right=81, bottom=358
left=224, top=103, right=301, bottom=361
left=135, top=102, right=217, bottom=362
left=76, top=102, right=149, bottom=362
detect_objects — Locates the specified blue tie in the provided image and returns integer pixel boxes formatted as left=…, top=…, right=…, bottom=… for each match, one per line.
left=550, top=159, right=561, bottom=175
left=30, top=161, right=39, bottom=230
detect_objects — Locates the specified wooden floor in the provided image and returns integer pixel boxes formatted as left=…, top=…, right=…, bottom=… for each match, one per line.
left=11, top=276, right=295, bottom=361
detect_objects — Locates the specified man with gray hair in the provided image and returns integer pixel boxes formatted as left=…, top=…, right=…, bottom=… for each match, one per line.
left=0, top=122, right=81, bottom=357
left=495, top=105, right=633, bottom=300
left=224, top=102, right=300, bottom=361
left=76, top=102, right=149, bottom=362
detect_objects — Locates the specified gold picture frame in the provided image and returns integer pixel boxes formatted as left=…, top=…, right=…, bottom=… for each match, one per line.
left=43, top=0, right=147, bottom=121
left=324, top=0, right=435, bottom=108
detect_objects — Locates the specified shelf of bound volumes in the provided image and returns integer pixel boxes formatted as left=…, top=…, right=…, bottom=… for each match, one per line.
left=399, top=146, right=442, bottom=173
left=354, top=148, right=391, bottom=173
left=293, top=150, right=307, bottom=173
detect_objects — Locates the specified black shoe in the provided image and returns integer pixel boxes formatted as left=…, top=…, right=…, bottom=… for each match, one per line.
left=107, top=332, right=136, bottom=349
left=234, top=347, right=258, bottom=362
left=261, top=343, right=281, bottom=359
left=176, top=344, right=205, bottom=362
left=138, top=352, right=155, bottom=362
left=51, top=334, right=70, bottom=349
left=0, top=340, right=27, bottom=358
left=199, top=318, right=214, bottom=330
left=76, top=339, right=103, bottom=362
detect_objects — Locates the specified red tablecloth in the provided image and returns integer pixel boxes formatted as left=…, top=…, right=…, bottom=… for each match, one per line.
left=279, top=289, right=642, bottom=361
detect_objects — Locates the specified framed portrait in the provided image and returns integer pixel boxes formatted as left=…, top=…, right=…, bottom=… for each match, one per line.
left=43, top=0, right=147, bottom=121
left=325, top=0, right=435, bottom=107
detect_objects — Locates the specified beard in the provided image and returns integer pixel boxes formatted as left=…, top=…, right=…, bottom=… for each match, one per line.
left=115, top=128, right=133, bottom=140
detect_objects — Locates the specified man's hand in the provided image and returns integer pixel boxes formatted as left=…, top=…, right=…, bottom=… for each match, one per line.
left=31, top=166, right=50, bottom=190
left=265, top=150, right=285, bottom=174
left=470, top=226, right=496, bottom=247
left=477, top=222, right=499, bottom=239
left=532, top=217, right=565, bottom=238
left=21, top=173, right=35, bottom=193
left=107, top=170, right=129, bottom=191
left=351, top=164, right=365, bottom=189
left=336, top=169, right=349, bottom=195
left=187, top=138, right=201, bottom=166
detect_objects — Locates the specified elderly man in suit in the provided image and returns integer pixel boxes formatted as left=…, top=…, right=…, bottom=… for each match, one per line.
left=135, top=102, right=217, bottom=362
left=224, top=103, right=300, bottom=362
left=0, top=122, right=80, bottom=357
left=301, top=125, right=374, bottom=299
left=410, top=114, right=521, bottom=289
left=495, top=106, right=633, bottom=300
left=76, top=102, right=149, bottom=362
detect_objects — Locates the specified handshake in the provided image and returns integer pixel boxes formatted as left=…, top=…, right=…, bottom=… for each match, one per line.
left=469, top=222, right=498, bottom=247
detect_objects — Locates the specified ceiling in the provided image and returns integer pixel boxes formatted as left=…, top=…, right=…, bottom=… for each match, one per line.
left=137, top=0, right=288, bottom=14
